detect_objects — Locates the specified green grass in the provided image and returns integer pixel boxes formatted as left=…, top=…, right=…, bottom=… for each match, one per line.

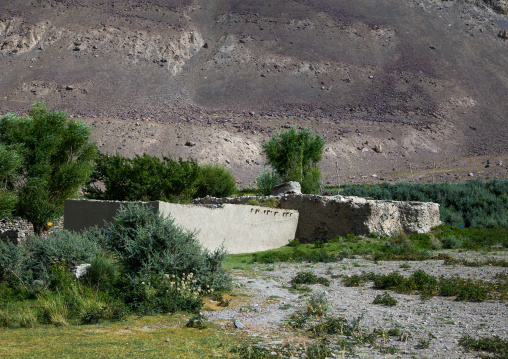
left=225, top=226, right=508, bottom=271
left=351, top=269, right=507, bottom=302
left=0, top=314, right=242, bottom=358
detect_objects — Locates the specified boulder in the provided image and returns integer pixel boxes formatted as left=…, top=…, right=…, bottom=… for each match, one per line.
left=271, top=181, right=301, bottom=196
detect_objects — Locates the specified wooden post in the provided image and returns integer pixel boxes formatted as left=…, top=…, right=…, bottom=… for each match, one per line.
left=335, top=161, right=340, bottom=195
left=432, top=160, right=436, bottom=183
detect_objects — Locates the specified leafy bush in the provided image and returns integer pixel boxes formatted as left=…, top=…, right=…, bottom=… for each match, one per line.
left=261, top=126, right=325, bottom=194
left=186, top=313, right=208, bottom=329
left=84, top=254, right=121, bottom=293
left=48, top=260, right=74, bottom=291
left=372, top=270, right=438, bottom=298
left=85, top=153, right=200, bottom=202
left=440, top=235, right=462, bottom=249
left=291, top=271, right=330, bottom=287
left=438, top=276, right=490, bottom=302
left=373, top=292, right=397, bottom=306
left=194, top=163, right=237, bottom=198
left=343, top=274, right=367, bottom=287
left=339, top=180, right=508, bottom=228
left=255, top=168, right=281, bottom=196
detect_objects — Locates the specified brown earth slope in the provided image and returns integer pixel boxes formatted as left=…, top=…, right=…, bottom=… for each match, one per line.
left=0, top=0, right=507, bottom=183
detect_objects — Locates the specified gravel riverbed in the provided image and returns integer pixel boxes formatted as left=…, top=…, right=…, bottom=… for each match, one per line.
left=205, top=252, right=508, bottom=358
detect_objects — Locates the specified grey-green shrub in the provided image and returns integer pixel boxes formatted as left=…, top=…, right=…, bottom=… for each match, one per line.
left=21, top=230, right=101, bottom=281
left=0, top=241, right=25, bottom=285
left=103, top=204, right=231, bottom=291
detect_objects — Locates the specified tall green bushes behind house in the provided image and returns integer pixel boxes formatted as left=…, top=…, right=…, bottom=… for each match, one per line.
left=85, top=153, right=236, bottom=202
left=261, top=126, right=325, bottom=194
left=340, top=180, right=508, bottom=228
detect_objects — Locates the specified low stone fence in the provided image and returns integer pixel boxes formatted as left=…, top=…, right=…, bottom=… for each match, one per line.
left=193, top=194, right=441, bottom=242
left=0, top=217, right=64, bottom=243
left=64, top=199, right=299, bottom=254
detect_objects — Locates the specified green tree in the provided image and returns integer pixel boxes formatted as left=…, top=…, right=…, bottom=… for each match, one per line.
left=0, top=144, right=22, bottom=217
left=0, top=102, right=97, bottom=235
left=261, top=126, right=325, bottom=194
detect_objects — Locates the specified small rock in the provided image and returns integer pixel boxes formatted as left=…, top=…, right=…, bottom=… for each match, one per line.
left=65, top=85, right=74, bottom=90
left=73, top=263, right=91, bottom=279
left=165, top=338, right=170, bottom=343
left=368, top=75, right=374, bottom=79
left=185, top=141, right=196, bottom=147
left=234, top=320, right=245, bottom=328
left=374, top=144, right=383, bottom=153
left=361, top=147, right=369, bottom=152
left=468, top=173, right=474, bottom=177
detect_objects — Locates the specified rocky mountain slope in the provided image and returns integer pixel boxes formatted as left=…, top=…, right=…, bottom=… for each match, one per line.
left=1, top=0, right=507, bottom=183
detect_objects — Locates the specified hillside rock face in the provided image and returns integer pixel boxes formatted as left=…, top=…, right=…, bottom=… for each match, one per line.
left=193, top=195, right=441, bottom=241
left=0, top=0, right=506, bottom=183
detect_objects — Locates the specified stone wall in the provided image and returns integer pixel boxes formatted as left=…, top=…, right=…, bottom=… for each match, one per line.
left=193, top=194, right=441, bottom=242
left=0, top=217, right=64, bottom=243
left=64, top=199, right=299, bottom=254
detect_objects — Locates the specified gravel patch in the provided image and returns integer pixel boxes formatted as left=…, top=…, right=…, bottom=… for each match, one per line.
left=205, top=253, right=508, bottom=358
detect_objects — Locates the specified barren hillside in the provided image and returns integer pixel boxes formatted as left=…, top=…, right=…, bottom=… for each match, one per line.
left=0, top=0, right=507, bottom=183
